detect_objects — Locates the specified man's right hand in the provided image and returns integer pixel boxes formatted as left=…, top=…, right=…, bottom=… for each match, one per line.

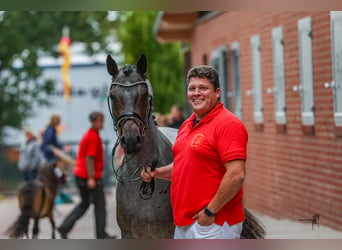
left=140, top=166, right=155, bottom=182
left=140, top=163, right=173, bottom=181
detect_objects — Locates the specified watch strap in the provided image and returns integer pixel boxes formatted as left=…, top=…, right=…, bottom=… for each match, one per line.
left=204, top=206, right=216, bottom=217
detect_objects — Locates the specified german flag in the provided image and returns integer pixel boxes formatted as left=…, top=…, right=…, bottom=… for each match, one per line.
left=57, top=35, right=71, bottom=101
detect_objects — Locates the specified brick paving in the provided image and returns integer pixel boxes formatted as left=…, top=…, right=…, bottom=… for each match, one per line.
left=0, top=187, right=341, bottom=239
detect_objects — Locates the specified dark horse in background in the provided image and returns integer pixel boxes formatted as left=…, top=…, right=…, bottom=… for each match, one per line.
left=5, top=161, right=66, bottom=239
left=106, top=54, right=266, bottom=239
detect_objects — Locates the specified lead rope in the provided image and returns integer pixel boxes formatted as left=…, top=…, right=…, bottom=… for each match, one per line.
left=110, top=138, right=157, bottom=200
left=139, top=155, right=158, bottom=200
left=110, top=138, right=141, bottom=183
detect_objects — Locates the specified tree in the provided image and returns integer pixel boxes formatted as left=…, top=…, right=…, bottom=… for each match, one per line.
left=115, top=11, right=185, bottom=115
left=0, top=11, right=118, bottom=141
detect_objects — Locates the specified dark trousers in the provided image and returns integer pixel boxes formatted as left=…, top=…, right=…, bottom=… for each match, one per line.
left=58, top=176, right=108, bottom=238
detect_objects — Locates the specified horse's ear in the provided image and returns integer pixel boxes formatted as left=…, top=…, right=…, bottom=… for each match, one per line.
left=137, top=54, right=147, bottom=77
left=106, top=55, right=119, bottom=78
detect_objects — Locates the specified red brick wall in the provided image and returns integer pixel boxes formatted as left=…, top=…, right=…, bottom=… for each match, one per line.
left=190, top=11, right=342, bottom=231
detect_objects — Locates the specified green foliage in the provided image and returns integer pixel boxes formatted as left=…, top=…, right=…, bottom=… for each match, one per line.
left=0, top=11, right=118, bottom=141
left=115, top=11, right=185, bottom=114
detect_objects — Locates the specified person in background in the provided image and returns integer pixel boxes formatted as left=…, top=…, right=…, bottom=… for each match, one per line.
left=141, top=65, right=248, bottom=239
left=18, top=127, right=46, bottom=182
left=57, top=111, right=115, bottom=239
left=40, top=114, right=62, bottom=162
left=154, top=112, right=169, bottom=127
left=166, top=105, right=185, bottom=129
left=40, top=114, right=73, bottom=204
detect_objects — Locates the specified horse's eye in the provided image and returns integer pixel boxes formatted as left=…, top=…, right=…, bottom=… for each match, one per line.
left=109, top=91, right=116, bottom=100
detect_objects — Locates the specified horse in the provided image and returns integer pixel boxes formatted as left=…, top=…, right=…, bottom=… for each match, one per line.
left=106, top=54, right=175, bottom=239
left=106, top=54, right=266, bottom=239
left=5, top=161, right=66, bottom=239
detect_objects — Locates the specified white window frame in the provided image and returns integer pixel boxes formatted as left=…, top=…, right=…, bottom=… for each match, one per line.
left=330, top=11, right=342, bottom=126
left=298, top=16, right=315, bottom=126
left=250, top=35, right=264, bottom=124
left=231, top=41, right=242, bottom=120
left=272, top=26, right=287, bottom=125
left=211, top=46, right=229, bottom=108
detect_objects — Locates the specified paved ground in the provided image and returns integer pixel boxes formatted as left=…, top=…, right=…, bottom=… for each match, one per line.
left=0, top=187, right=120, bottom=239
left=0, top=187, right=341, bottom=239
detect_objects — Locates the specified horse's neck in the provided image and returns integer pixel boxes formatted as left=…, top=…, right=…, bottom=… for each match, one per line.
left=143, top=117, right=170, bottom=152
left=144, top=119, right=160, bottom=145
left=38, top=172, right=58, bottom=193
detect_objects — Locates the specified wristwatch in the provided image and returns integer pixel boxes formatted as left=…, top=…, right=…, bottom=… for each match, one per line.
left=204, top=206, right=216, bottom=217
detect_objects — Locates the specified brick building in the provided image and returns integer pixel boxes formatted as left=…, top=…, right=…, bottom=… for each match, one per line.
left=154, top=11, right=342, bottom=231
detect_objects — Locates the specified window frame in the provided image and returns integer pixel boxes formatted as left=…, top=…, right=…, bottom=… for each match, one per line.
left=272, top=26, right=287, bottom=125
left=250, top=34, right=264, bottom=124
left=210, top=46, right=229, bottom=108
left=298, top=16, right=315, bottom=126
left=330, top=11, right=342, bottom=126
left=231, top=41, right=242, bottom=120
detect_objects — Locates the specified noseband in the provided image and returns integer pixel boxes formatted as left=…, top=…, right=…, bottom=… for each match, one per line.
left=107, top=80, right=152, bottom=137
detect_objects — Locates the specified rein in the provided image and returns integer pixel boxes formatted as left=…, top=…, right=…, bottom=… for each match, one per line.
left=110, top=137, right=157, bottom=200
left=110, top=137, right=141, bottom=183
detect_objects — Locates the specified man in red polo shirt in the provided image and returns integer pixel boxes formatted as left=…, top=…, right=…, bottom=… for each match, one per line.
left=141, top=65, right=248, bottom=239
left=58, top=111, right=114, bottom=239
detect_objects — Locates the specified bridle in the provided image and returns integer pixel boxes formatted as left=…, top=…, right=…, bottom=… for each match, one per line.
left=107, top=80, right=152, bottom=138
left=107, top=78, right=155, bottom=199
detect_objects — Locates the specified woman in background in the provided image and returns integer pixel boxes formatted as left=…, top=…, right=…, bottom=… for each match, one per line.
left=18, top=127, right=46, bottom=182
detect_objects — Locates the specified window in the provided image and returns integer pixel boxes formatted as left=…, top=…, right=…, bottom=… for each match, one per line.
left=250, top=35, right=264, bottom=124
left=297, top=16, right=315, bottom=127
left=330, top=11, right=342, bottom=126
left=211, top=46, right=229, bottom=108
left=231, top=42, right=242, bottom=120
left=272, top=26, right=287, bottom=125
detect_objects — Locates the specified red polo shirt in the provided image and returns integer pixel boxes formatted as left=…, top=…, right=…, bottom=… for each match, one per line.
left=73, top=128, right=104, bottom=179
left=171, top=103, right=248, bottom=226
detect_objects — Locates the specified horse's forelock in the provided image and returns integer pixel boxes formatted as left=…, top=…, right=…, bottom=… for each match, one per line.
left=115, top=64, right=144, bottom=86
left=122, top=64, right=137, bottom=76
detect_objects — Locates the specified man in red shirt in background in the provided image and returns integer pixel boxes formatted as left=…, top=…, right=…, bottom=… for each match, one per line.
left=58, top=111, right=114, bottom=239
left=141, top=65, right=248, bottom=239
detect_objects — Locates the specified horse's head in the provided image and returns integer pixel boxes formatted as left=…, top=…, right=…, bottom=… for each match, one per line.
left=106, top=54, right=152, bottom=155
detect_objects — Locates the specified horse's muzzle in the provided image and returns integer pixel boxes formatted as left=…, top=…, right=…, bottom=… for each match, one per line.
left=121, top=134, right=143, bottom=154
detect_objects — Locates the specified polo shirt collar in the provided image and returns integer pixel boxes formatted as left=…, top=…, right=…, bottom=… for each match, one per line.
left=189, top=102, right=224, bottom=126
left=90, top=128, right=99, bottom=134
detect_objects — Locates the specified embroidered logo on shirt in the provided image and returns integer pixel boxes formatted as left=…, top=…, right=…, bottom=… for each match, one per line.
left=190, top=134, right=205, bottom=147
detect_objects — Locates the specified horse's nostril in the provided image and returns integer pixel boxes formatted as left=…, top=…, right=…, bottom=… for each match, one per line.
left=121, top=136, right=126, bottom=145
left=136, top=135, right=142, bottom=143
